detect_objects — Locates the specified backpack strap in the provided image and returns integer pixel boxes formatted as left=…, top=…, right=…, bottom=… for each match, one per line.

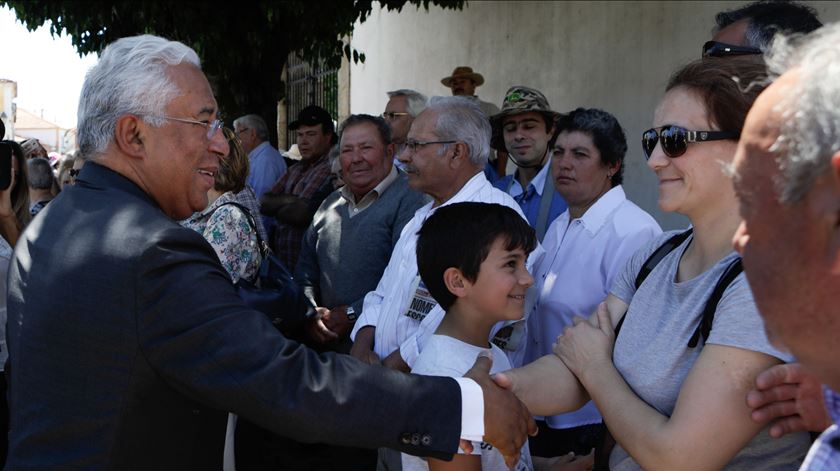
left=634, top=229, right=693, bottom=289
left=687, top=257, right=743, bottom=348
left=615, top=229, right=693, bottom=337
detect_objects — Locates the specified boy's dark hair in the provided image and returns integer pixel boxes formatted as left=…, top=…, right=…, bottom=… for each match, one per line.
left=715, top=1, right=822, bottom=49
left=416, top=202, right=536, bottom=311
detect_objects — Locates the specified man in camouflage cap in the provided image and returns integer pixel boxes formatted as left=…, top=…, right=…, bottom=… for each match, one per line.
left=490, top=86, right=566, bottom=241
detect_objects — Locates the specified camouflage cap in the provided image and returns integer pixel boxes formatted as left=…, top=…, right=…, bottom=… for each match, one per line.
left=489, top=86, right=561, bottom=151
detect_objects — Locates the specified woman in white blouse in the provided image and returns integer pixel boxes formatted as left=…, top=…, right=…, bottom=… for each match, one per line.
left=522, top=108, right=661, bottom=461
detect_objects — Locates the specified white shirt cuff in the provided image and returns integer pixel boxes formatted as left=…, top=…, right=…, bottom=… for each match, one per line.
left=453, top=377, right=484, bottom=442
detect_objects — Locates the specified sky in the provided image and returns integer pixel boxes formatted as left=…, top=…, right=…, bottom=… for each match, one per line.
left=0, top=5, right=99, bottom=129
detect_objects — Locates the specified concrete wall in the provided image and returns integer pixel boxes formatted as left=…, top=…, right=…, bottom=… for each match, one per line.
left=348, top=1, right=840, bottom=229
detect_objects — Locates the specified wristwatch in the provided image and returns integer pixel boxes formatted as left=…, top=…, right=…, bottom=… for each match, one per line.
left=345, top=306, right=358, bottom=322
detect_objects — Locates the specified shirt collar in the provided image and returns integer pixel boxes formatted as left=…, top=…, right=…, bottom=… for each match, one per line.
left=509, top=153, right=551, bottom=197
left=825, top=386, right=840, bottom=424
left=576, top=185, right=627, bottom=235
left=417, top=171, right=489, bottom=219
left=249, top=141, right=271, bottom=157
left=340, top=165, right=398, bottom=205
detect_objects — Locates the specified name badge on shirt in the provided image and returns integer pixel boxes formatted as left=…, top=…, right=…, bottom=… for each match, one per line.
left=404, top=276, right=435, bottom=322
left=491, top=319, right=526, bottom=352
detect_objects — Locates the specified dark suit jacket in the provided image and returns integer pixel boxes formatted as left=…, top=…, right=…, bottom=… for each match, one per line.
left=5, top=162, right=461, bottom=470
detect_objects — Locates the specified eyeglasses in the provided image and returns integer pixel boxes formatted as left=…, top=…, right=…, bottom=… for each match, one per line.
left=235, top=127, right=251, bottom=135
left=140, top=115, right=224, bottom=140
left=642, top=125, right=739, bottom=159
left=403, top=139, right=457, bottom=153
left=702, top=41, right=762, bottom=58
left=382, top=112, right=410, bottom=120
left=69, top=169, right=81, bottom=177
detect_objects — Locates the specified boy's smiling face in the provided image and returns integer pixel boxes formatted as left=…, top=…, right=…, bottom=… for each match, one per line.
left=462, top=237, right=533, bottom=322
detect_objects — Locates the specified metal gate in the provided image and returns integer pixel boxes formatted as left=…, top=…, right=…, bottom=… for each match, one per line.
left=285, top=53, right=339, bottom=147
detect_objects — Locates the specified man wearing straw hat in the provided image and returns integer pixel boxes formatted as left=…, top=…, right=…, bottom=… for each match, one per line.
left=441, top=66, right=500, bottom=117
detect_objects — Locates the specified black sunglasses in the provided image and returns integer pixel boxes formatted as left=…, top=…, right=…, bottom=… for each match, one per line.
left=642, top=125, right=739, bottom=159
left=702, top=41, right=762, bottom=58
left=69, top=169, right=81, bottom=177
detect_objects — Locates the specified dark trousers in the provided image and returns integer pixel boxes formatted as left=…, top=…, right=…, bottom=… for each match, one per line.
left=528, top=420, right=605, bottom=457
left=0, top=373, right=7, bottom=467
left=235, top=419, right=376, bottom=471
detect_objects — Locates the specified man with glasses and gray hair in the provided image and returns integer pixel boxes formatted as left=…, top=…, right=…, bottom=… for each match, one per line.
left=233, top=114, right=287, bottom=200
left=4, top=34, right=536, bottom=470
left=732, top=21, right=840, bottom=468
left=350, top=96, right=540, bottom=373
left=233, top=113, right=287, bottom=236
left=383, top=89, right=427, bottom=153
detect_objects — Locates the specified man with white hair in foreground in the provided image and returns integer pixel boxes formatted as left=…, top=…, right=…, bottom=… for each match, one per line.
left=732, top=22, right=840, bottom=469
left=4, top=34, right=535, bottom=469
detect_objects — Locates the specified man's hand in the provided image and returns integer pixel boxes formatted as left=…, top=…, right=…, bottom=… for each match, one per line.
left=464, top=353, right=537, bottom=469
left=382, top=350, right=410, bottom=372
left=746, top=363, right=831, bottom=437
left=305, top=307, right=339, bottom=344
left=322, top=305, right=353, bottom=339
left=349, top=326, right=381, bottom=365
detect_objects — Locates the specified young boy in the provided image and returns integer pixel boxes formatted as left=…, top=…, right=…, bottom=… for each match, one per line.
left=403, top=202, right=536, bottom=471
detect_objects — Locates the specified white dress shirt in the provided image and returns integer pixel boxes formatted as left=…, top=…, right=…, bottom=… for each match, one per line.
left=524, top=185, right=661, bottom=429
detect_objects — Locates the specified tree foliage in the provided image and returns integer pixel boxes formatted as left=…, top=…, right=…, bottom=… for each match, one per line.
left=2, top=0, right=463, bottom=145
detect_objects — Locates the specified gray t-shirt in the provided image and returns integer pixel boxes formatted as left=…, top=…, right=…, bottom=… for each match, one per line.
left=608, top=231, right=809, bottom=470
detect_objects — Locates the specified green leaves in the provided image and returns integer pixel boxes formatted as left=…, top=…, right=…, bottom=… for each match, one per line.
left=1, top=0, right=463, bottom=143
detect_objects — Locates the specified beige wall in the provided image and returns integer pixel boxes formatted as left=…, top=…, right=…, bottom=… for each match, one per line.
left=349, top=0, right=840, bottom=229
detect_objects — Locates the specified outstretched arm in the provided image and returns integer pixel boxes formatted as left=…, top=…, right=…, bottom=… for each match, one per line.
left=556, top=302, right=783, bottom=471
left=500, top=296, right=627, bottom=416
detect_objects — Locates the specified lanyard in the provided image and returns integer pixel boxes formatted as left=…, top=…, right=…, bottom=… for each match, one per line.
left=507, top=168, right=555, bottom=241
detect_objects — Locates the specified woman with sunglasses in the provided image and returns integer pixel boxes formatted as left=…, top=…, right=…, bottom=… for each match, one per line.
left=506, top=57, right=810, bottom=470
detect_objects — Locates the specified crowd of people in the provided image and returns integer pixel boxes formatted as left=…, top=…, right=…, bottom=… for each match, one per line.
left=1, top=1, right=839, bottom=470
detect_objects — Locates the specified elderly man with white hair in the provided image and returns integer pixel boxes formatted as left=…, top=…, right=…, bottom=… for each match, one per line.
left=732, top=22, right=840, bottom=469
left=350, top=97, right=541, bottom=372
left=383, top=88, right=427, bottom=152
left=3, top=34, right=536, bottom=470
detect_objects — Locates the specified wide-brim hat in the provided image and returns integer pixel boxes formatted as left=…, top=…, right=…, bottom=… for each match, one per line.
left=489, top=85, right=562, bottom=151
left=440, top=66, right=485, bottom=88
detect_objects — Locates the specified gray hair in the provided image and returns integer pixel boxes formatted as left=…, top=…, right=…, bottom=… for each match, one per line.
left=386, top=89, right=428, bottom=117
left=233, top=114, right=269, bottom=141
left=77, top=35, right=201, bottom=161
left=425, top=96, right=490, bottom=166
left=27, top=157, right=55, bottom=190
left=764, top=23, right=840, bottom=203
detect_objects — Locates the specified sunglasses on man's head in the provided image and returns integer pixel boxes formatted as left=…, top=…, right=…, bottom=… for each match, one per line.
left=642, top=125, right=740, bottom=160
left=702, top=41, right=762, bottom=58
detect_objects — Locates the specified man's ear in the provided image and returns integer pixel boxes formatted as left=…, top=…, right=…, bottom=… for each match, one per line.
left=448, top=142, right=469, bottom=168
left=385, top=142, right=396, bottom=161
left=114, top=115, right=147, bottom=160
left=443, top=267, right=469, bottom=298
